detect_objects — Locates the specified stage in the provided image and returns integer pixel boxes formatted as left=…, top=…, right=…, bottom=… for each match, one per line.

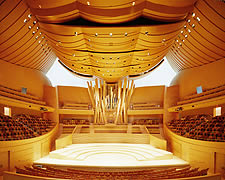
left=34, top=143, right=189, bottom=171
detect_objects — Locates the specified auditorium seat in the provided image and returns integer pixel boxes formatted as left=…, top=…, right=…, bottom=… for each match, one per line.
left=168, top=115, right=225, bottom=142
left=14, top=165, right=209, bottom=180
left=0, top=114, right=55, bottom=141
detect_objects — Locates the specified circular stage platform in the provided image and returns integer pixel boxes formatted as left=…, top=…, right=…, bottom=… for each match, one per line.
left=34, top=143, right=189, bottom=171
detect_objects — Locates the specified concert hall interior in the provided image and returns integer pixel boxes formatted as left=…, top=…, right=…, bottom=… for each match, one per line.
left=0, top=0, right=225, bottom=179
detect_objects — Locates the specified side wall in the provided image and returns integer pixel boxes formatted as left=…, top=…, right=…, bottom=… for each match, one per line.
left=0, top=60, right=51, bottom=99
left=171, top=58, right=225, bottom=99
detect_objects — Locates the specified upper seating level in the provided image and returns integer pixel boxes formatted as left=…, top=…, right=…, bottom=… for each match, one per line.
left=168, top=115, right=225, bottom=142
left=15, top=165, right=209, bottom=180
left=130, top=102, right=161, bottom=110
left=0, top=85, right=46, bottom=105
left=177, top=84, right=225, bottom=105
left=0, top=114, right=55, bottom=141
left=61, top=102, right=91, bottom=110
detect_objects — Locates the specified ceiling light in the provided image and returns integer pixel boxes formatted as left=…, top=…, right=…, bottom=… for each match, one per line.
left=35, top=36, right=38, bottom=39
left=24, top=19, right=27, bottom=23
left=74, top=32, right=78, bottom=36
left=38, top=40, right=41, bottom=43
left=87, top=1, right=90, bottom=5
left=184, top=25, right=187, bottom=28
left=132, top=2, right=135, bottom=6
left=33, top=21, right=36, bottom=24
left=88, top=39, right=90, bottom=42
left=176, top=39, right=179, bottom=42
left=28, top=26, right=31, bottom=29
left=95, top=33, right=98, bottom=36
left=181, top=30, right=183, bottom=34
left=36, top=27, right=39, bottom=30
left=192, top=24, right=195, bottom=28
left=187, top=19, right=191, bottom=23
left=32, top=31, right=35, bottom=34
left=125, top=32, right=128, bottom=36
left=188, top=29, right=191, bottom=33
left=72, top=54, right=75, bottom=57
left=145, top=31, right=148, bottom=35
left=197, top=17, right=200, bottom=22
left=28, top=14, right=32, bottom=18
left=148, top=52, right=150, bottom=55
left=192, top=12, right=195, bottom=17
left=109, top=33, right=112, bottom=37
left=185, top=34, right=188, bottom=38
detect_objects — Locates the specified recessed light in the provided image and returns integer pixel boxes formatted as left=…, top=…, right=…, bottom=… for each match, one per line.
left=28, top=14, right=32, bottom=18
left=87, top=1, right=90, bottom=5
left=109, top=33, right=112, bottom=37
left=187, top=19, right=191, bottom=23
left=125, top=32, right=128, bottom=36
left=32, top=31, right=35, bottom=34
left=95, top=33, right=98, bottom=36
left=24, top=19, right=27, bottom=23
left=132, top=2, right=135, bottom=6
left=185, top=34, right=188, bottom=38
left=33, top=21, right=36, bottom=24
left=188, top=29, right=191, bottom=33
left=28, top=26, right=31, bottom=29
left=74, top=32, right=78, bottom=36
left=181, top=30, right=183, bottom=34
left=192, top=24, right=195, bottom=28
left=196, top=17, right=200, bottom=22
left=145, top=31, right=148, bottom=35
left=192, top=12, right=195, bottom=17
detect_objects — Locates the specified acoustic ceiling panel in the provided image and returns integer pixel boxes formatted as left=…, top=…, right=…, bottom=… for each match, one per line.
left=166, top=0, right=225, bottom=72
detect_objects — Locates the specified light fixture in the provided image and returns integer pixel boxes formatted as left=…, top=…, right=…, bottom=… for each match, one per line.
left=188, top=29, right=191, bottom=33
left=32, top=31, right=35, bottom=34
left=87, top=1, right=90, bottom=5
left=187, top=19, right=191, bottom=23
left=24, top=19, right=27, bottom=23
left=28, top=14, right=32, bottom=18
left=192, top=24, right=195, bottom=28
left=192, top=12, right=195, bottom=17
left=185, top=34, right=188, bottom=38
left=95, top=33, right=98, bottom=36
left=181, top=30, right=183, bottom=34
left=74, top=32, right=78, bottom=36
left=132, top=2, right=135, bottom=6
left=125, top=32, right=128, bottom=36
left=33, top=21, right=36, bottom=24
left=196, top=17, right=200, bottom=22
left=28, top=26, right=31, bottom=29
left=145, top=31, right=148, bottom=35
left=109, top=33, right=112, bottom=37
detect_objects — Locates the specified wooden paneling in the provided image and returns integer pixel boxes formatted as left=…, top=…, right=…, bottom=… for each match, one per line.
left=26, top=0, right=196, bottom=24
left=166, top=0, right=225, bottom=72
left=164, top=126, right=225, bottom=174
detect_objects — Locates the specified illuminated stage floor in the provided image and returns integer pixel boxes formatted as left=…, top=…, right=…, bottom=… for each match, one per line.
left=35, top=143, right=189, bottom=169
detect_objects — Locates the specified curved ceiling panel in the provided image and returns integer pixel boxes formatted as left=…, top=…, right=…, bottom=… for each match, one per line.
left=166, top=0, right=225, bottom=72
left=0, top=0, right=56, bottom=73
left=39, top=21, right=184, bottom=82
left=25, top=0, right=197, bottom=24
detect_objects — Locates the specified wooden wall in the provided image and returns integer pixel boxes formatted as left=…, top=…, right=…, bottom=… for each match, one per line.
left=0, top=61, right=51, bottom=99
left=0, top=125, right=58, bottom=174
left=57, top=86, right=91, bottom=107
left=165, top=126, right=225, bottom=175
left=170, top=58, right=225, bottom=99
left=130, top=86, right=165, bottom=106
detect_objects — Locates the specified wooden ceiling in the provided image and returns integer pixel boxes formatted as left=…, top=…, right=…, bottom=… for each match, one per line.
left=0, top=0, right=224, bottom=81
left=166, top=0, right=225, bottom=72
left=0, top=0, right=56, bottom=73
